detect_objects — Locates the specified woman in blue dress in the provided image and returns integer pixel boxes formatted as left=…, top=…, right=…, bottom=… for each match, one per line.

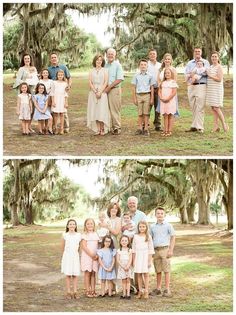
left=33, top=83, right=53, bottom=135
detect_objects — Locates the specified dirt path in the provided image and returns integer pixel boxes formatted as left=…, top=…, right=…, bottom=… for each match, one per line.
left=3, top=224, right=233, bottom=312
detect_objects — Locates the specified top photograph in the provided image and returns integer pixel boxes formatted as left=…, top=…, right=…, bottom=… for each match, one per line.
left=3, top=3, right=233, bottom=157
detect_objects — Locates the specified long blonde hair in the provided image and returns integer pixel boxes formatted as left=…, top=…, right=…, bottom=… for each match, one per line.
left=160, top=53, right=173, bottom=71
left=83, top=218, right=95, bottom=233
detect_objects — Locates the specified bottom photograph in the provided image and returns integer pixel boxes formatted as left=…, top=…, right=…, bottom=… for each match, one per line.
left=3, top=159, right=233, bottom=312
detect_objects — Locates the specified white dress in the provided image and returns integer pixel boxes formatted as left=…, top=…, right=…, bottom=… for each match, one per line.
left=51, top=81, right=68, bottom=113
left=132, top=234, right=154, bottom=273
left=87, top=68, right=110, bottom=134
left=61, top=232, right=81, bottom=276
left=117, top=248, right=133, bottom=279
left=18, top=94, right=31, bottom=120
left=39, top=79, right=54, bottom=95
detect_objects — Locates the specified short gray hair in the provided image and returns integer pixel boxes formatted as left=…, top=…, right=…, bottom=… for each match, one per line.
left=107, top=48, right=116, bottom=56
left=127, top=196, right=138, bottom=204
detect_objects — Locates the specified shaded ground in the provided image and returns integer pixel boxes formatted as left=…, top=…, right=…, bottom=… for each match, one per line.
left=3, top=224, right=233, bottom=312
left=3, top=73, right=233, bottom=156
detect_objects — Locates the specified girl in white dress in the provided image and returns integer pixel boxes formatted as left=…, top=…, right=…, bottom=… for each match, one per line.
left=117, top=235, right=133, bottom=299
left=51, top=70, right=68, bottom=135
left=132, top=221, right=154, bottom=299
left=16, top=83, right=32, bottom=135
left=87, top=54, right=110, bottom=135
left=61, top=219, right=81, bottom=299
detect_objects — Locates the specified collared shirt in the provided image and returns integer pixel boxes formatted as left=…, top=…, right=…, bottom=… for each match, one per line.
left=130, top=209, right=147, bottom=231
left=48, top=64, right=71, bottom=80
left=147, top=60, right=162, bottom=88
left=131, top=71, right=155, bottom=94
left=150, top=220, right=175, bottom=247
left=185, top=58, right=210, bottom=84
left=105, top=60, right=124, bottom=86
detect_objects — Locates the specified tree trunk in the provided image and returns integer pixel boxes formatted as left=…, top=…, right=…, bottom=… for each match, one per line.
left=25, top=204, right=34, bottom=224
left=180, top=207, right=189, bottom=224
left=227, top=160, right=233, bottom=229
left=196, top=162, right=210, bottom=225
left=187, top=198, right=196, bottom=222
left=9, top=160, right=21, bottom=226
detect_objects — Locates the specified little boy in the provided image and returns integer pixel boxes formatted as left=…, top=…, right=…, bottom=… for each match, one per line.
left=150, top=207, right=175, bottom=297
left=122, top=212, right=136, bottom=240
left=131, top=59, right=155, bottom=136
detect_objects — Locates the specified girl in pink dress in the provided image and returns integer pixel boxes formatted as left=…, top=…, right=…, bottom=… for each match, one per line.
left=81, top=218, right=99, bottom=298
left=158, top=68, right=178, bottom=137
left=132, top=221, right=154, bottom=299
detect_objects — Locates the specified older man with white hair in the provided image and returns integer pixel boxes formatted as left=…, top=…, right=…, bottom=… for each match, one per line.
left=105, top=48, right=124, bottom=135
left=122, top=196, right=147, bottom=232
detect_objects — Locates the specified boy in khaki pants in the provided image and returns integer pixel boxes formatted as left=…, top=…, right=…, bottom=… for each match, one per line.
left=132, top=59, right=155, bottom=136
left=150, top=207, right=175, bottom=297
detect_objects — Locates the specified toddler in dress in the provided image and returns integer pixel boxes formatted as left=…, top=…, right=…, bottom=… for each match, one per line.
left=187, top=59, right=206, bottom=84
left=97, top=212, right=110, bottom=246
left=117, top=235, right=133, bottom=299
left=61, top=219, right=81, bottom=299
left=16, top=82, right=32, bottom=135
left=97, top=235, right=116, bottom=297
left=158, top=68, right=178, bottom=137
left=81, top=218, right=99, bottom=298
left=132, top=220, right=154, bottom=299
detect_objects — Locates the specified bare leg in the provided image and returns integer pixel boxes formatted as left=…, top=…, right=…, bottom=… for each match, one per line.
left=143, top=273, right=149, bottom=298
left=108, top=280, right=113, bottom=296
left=122, top=279, right=126, bottom=296
left=73, top=276, right=78, bottom=293
left=136, top=274, right=143, bottom=298
left=163, top=114, right=168, bottom=133
left=60, top=113, right=64, bottom=134
left=168, top=114, right=174, bottom=133
left=22, top=120, right=26, bottom=134
left=157, top=272, right=162, bottom=290
left=84, top=271, right=90, bottom=294
left=100, top=121, right=105, bottom=135
left=48, top=118, right=53, bottom=132
left=91, top=271, right=96, bottom=294
left=165, top=272, right=170, bottom=291
left=65, top=275, right=71, bottom=293
left=211, top=107, right=219, bottom=131
left=213, top=107, right=228, bottom=132
left=138, top=115, right=143, bottom=130
left=53, top=113, right=59, bottom=133
left=101, top=280, right=106, bottom=296
left=144, top=115, right=149, bottom=131
left=126, top=278, right=131, bottom=297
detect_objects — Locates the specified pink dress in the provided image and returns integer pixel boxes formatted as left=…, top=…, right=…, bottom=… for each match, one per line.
left=81, top=232, right=99, bottom=272
left=132, top=234, right=154, bottom=273
left=160, top=80, right=178, bottom=115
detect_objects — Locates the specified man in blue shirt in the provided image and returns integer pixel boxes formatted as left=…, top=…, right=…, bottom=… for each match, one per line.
left=150, top=207, right=175, bottom=297
left=105, top=48, right=124, bottom=135
left=132, top=59, right=155, bottom=136
left=185, top=47, right=210, bottom=133
left=48, top=53, right=72, bottom=133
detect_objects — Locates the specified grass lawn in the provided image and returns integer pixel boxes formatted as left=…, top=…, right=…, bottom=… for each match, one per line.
left=3, top=224, right=233, bottom=312
left=3, top=73, right=233, bottom=156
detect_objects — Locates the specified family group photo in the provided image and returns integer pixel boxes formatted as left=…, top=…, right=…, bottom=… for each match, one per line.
left=3, top=159, right=233, bottom=312
left=3, top=3, right=233, bottom=156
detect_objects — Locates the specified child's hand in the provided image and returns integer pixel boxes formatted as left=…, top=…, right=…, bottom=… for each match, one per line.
left=150, top=98, right=154, bottom=105
left=16, top=110, right=20, bottom=115
left=64, top=103, right=68, bottom=108
left=148, top=260, right=152, bottom=268
left=133, top=99, right=137, bottom=106
left=167, top=249, right=173, bottom=258
left=52, top=102, right=56, bottom=107
left=93, top=255, right=98, bottom=261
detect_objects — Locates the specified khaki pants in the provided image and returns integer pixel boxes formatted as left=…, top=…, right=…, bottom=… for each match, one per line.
left=108, top=87, right=122, bottom=131
left=187, top=84, right=206, bottom=130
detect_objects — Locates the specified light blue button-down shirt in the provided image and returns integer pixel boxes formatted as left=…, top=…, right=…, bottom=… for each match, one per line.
left=105, top=60, right=124, bottom=86
left=150, top=220, right=175, bottom=247
left=130, top=209, right=147, bottom=231
left=48, top=64, right=71, bottom=80
left=185, top=58, right=210, bottom=84
left=131, top=71, right=155, bottom=94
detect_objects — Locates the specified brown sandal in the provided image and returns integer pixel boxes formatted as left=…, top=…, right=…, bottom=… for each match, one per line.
left=65, top=292, right=72, bottom=299
left=73, top=292, right=79, bottom=299
left=85, top=291, right=93, bottom=298
left=92, top=291, right=98, bottom=297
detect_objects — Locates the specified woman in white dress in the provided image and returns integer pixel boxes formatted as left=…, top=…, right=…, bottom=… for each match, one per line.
left=206, top=51, right=228, bottom=132
left=87, top=54, right=110, bottom=135
left=61, top=219, right=81, bottom=299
